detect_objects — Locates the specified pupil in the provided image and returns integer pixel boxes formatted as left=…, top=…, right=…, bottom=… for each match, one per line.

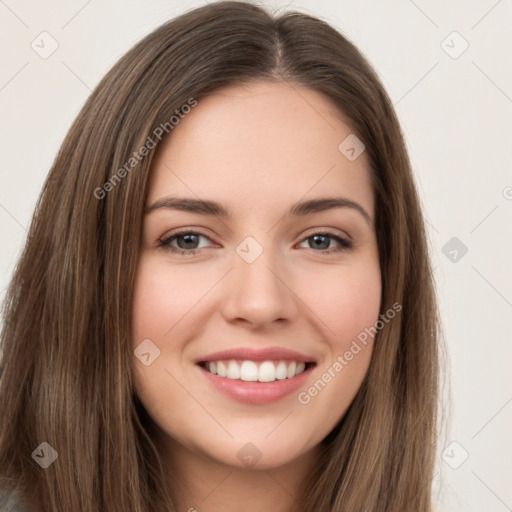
left=312, top=235, right=329, bottom=250
left=180, top=234, right=198, bottom=249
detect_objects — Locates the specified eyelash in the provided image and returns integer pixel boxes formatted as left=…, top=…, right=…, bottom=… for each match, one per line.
left=157, top=228, right=352, bottom=256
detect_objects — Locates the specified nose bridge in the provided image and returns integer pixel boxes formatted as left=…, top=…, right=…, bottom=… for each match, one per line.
left=221, top=234, right=297, bottom=325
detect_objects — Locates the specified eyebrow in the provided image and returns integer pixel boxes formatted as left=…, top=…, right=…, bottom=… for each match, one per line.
left=146, top=195, right=372, bottom=225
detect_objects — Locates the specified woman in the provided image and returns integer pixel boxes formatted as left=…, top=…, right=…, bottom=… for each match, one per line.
left=0, top=1, right=442, bottom=510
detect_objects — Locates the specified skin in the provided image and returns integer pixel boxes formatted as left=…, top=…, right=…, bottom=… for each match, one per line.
left=132, top=81, right=381, bottom=511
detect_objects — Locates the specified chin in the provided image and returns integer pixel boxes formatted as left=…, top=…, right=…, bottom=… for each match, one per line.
left=194, top=434, right=316, bottom=471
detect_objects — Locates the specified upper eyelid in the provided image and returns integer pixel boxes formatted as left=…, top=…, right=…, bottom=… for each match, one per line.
left=160, top=227, right=351, bottom=246
left=160, top=228, right=214, bottom=243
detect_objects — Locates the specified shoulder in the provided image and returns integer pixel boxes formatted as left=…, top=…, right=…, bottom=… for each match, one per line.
left=0, top=486, right=32, bottom=512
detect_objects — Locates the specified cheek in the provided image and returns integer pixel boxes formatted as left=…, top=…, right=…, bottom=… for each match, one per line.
left=131, top=260, right=198, bottom=439
left=292, top=257, right=381, bottom=421
left=131, top=257, right=216, bottom=406
left=302, top=258, right=382, bottom=349
left=131, top=258, right=208, bottom=345
left=131, top=260, right=182, bottom=402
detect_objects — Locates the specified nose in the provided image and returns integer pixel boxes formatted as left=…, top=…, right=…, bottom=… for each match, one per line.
left=220, top=244, right=298, bottom=329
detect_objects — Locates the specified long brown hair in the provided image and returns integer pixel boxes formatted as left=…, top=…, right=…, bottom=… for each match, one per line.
left=0, top=1, right=443, bottom=510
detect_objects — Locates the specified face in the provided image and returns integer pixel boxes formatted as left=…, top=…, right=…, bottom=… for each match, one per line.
left=132, top=81, right=381, bottom=471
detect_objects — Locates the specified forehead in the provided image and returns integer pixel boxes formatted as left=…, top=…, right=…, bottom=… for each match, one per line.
left=147, top=81, right=374, bottom=220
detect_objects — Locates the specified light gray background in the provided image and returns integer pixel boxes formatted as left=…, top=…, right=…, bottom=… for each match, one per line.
left=1, top=1, right=511, bottom=510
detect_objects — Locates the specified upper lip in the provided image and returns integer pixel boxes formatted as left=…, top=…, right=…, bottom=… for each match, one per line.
left=196, top=347, right=316, bottom=364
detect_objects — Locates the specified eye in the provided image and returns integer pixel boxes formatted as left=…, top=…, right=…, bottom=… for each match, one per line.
left=157, top=229, right=352, bottom=256
left=158, top=229, right=213, bottom=255
left=297, top=232, right=352, bottom=254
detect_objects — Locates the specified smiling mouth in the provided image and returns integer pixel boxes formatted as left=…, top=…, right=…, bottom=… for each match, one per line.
left=198, top=360, right=316, bottom=383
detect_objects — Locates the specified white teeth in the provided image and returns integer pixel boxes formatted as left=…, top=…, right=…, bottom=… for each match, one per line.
left=286, top=362, right=296, bottom=379
left=227, top=360, right=240, bottom=379
left=203, top=359, right=309, bottom=382
left=240, top=361, right=258, bottom=381
left=258, top=361, right=276, bottom=382
left=275, top=361, right=288, bottom=380
left=217, top=361, right=227, bottom=377
left=295, top=362, right=305, bottom=375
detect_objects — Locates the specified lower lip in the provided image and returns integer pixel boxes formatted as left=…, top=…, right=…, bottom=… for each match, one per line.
left=198, top=364, right=314, bottom=404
